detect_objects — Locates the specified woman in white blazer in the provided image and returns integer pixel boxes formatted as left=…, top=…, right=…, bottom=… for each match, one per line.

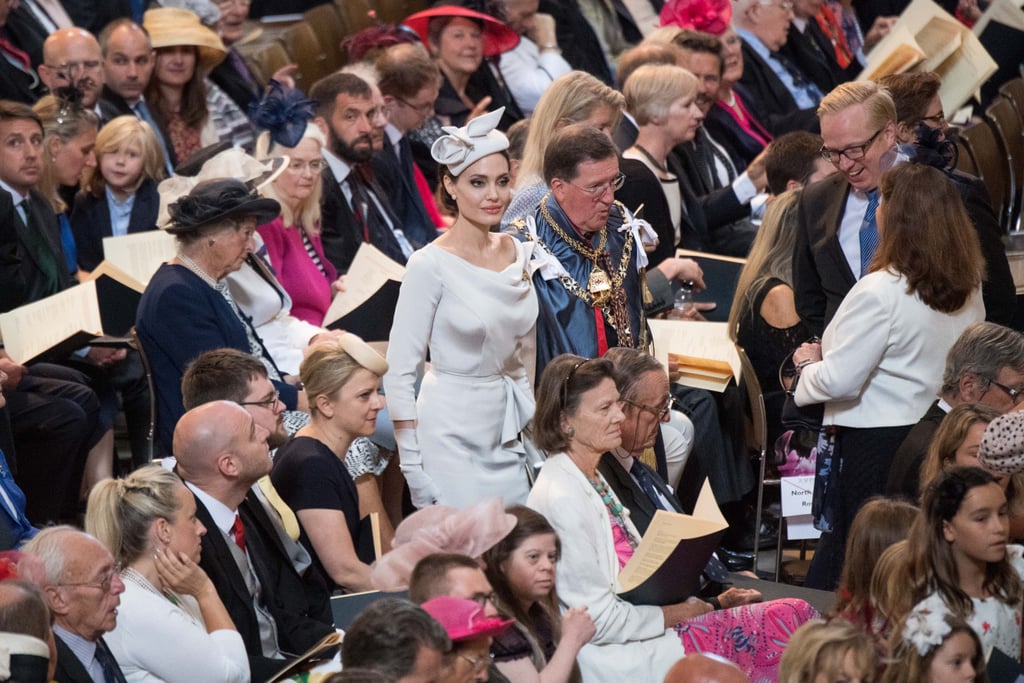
left=527, top=355, right=816, bottom=682
left=793, top=162, right=987, bottom=590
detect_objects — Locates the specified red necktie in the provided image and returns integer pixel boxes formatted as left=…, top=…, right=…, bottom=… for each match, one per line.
left=230, top=513, right=246, bottom=552
left=0, top=38, right=31, bottom=70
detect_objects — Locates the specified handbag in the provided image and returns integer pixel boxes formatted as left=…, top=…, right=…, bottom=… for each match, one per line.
left=779, top=344, right=824, bottom=432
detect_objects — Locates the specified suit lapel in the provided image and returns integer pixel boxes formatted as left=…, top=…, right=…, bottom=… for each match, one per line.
left=192, top=493, right=253, bottom=610
left=54, top=634, right=95, bottom=683
left=127, top=179, right=158, bottom=234
left=823, top=180, right=857, bottom=288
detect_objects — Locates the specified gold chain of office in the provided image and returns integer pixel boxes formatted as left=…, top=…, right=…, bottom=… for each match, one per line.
left=538, top=196, right=635, bottom=309
left=533, top=197, right=636, bottom=347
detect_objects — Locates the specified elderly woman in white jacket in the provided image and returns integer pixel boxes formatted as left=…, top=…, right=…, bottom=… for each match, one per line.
left=792, top=163, right=987, bottom=591
left=526, top=355, right=816, bottom=683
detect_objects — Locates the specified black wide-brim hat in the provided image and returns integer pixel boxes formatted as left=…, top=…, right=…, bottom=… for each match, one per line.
left=165, top=178, right=281, bottom=234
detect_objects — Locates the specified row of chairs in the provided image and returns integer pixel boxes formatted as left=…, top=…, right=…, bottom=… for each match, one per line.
left=956, top=77, right=1024, bottom=235
left=237, top=0, right=430, bottom=90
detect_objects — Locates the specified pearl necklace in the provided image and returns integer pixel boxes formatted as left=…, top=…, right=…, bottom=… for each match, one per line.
left=122, top=567, right=179, bottom=606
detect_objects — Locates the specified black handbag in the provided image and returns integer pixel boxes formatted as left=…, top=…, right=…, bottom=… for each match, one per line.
left=779, top=344, right=824, bottom=432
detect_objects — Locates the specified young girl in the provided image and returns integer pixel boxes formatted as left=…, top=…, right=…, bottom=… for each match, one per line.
left=881, top=595, right=987, bottom=683
left=903, top=465, right=1024, bottom=662
left=833, top=498, right=918, bottom=638
left=777, top=620, right=879, bottom=683
left=71, top=115, right=164, bottom=273
left=482, top=505, right=595, bottom=683
left=919, top=404, right=1003, bottom=495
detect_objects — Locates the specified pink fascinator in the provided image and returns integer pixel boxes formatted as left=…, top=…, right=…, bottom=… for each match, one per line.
left=659, top=0, right=732, bottom=35
left=370, top=497, right=516, bottom=591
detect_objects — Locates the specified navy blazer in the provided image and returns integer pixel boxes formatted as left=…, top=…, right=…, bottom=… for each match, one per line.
left=319, top=163, right=407, bottom=273
left=70, top=178, right=160, bottom=271
left=372, top=135, right=439, bottom=249
left=191, top=488, right=334, bottom=682
left=737, top=39, right=819, bottom=136
left=54, top=635, right=126, bottom=683
left=0, top=36, right=42, bottom=105
left=598, top=450, right=682, bottom=536
left=136, top=264, right=298, bottom=455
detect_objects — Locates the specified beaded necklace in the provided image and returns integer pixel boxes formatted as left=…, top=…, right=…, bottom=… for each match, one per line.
left=589, top=474, right=638, bottom=549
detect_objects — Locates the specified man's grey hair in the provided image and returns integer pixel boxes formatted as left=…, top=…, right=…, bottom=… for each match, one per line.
left=21, top=525, right=83, bottom=585
left=942, top=322, right=1024, bottom=397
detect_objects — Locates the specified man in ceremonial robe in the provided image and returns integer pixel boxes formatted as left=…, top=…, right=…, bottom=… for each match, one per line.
left=509, top=125, right=652, bottom=377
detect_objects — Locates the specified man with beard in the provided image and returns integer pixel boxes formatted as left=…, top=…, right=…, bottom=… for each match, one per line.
left=38, top=28, right=104, bottom=110
left=310, top=72, right=412, bottom=273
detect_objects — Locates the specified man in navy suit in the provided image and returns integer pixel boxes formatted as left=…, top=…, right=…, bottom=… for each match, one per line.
left=312, top=72, right=412, bottom=273
left=734, top=0, right=820, bottom=135
left=375, top=44, right=441, bottom=250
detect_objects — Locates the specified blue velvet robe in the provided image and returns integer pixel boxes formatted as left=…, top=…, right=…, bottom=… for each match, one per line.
left=511, top=193, right=647, bottom=377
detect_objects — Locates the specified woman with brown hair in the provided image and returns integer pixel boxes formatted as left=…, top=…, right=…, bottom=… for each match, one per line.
left=526, top=354, right=817, bottom=682
left=482, top=505, right=595, bottom=683
left=142, top=7, right=255, bottom=167
left=792, top=162, right=987, bottom=589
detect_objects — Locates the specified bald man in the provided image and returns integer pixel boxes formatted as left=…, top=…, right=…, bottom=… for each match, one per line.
left=38, top=28, right=104, bottom=108
left=664, top=654, right=750, bottom=683
left=174, top=402, right=333, bottom=682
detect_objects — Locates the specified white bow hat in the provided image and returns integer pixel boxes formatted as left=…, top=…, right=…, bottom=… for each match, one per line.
left=430, top=107, right=509, bottom=177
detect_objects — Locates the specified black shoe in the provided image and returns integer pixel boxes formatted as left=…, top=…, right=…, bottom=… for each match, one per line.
left=717, top=546, right=755, bottom=572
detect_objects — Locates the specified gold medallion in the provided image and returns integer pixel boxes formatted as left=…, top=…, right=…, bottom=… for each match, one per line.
left=588, top=266, right=612, bottom=306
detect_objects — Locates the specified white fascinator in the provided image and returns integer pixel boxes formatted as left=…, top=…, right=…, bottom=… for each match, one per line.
left=430, top=107, right=510, bottom=177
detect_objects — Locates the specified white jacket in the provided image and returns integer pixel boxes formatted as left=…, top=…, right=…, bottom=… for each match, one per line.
left=527, top=453, right=684, bottom=681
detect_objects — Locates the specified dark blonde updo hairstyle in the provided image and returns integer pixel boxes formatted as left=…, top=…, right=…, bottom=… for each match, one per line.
left=84, top=465, right=184, bottom=566
left=299, top=334, right=388, bottom=418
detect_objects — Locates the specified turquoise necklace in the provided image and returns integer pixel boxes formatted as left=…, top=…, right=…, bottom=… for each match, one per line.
left=590, top=475, right=638, bottom=549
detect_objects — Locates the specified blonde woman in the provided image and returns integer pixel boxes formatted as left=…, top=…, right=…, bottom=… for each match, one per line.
left=271, top=335, right=391, bottom=592
left=86, top=465, right=248, bottom=683
left=500, top=71, right=623, bottom=229
left=32, top=94, right=99, bottom=277
left=71, top=115, right=164, bottom=272
left=251, top=83, right=336, bottom=327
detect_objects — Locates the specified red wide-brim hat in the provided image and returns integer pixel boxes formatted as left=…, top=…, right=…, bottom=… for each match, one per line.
left=402, top=5, right=520, bottom=57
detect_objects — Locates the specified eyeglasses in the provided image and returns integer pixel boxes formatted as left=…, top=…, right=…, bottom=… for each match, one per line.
left=819, top=129, right=883, bottom=164
left=215, top=0, right=251, bottom=7
left=568, top=172, right=626, bottom=198
left=238, top=390, right=281, bottom=408
left=395, top=95, right=434, bottom=116
left=287, top=159, right=326, bottom=174
left=458, top=652, right=493, bottom=674
left=919, top=111, right=946, bottom=126
left=468, top=591, right=498, bottom=609
left=46, top=60, right=102, bottom=80
left=58, top=564, right=122, bottom=592
left=621, top=396, right=674, bottom=420
left=988, top=379, right=1024, bottom=406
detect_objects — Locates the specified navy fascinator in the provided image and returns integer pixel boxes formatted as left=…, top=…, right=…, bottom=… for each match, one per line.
left=906, top=122, right=958, bottom=172
left=250, top=80, right=318, bottom=149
